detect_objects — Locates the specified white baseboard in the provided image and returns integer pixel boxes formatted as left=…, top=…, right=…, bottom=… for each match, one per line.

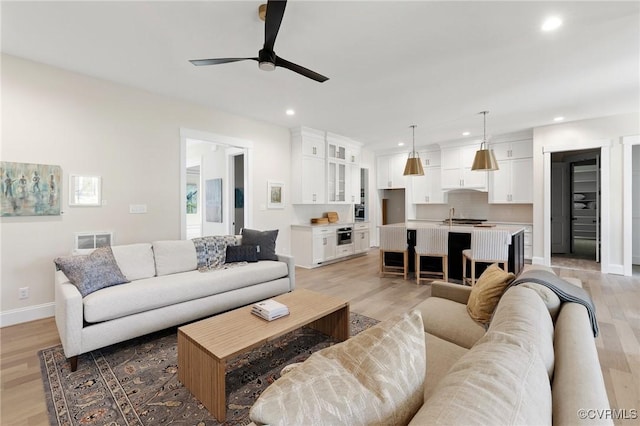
left=0, top=303, right=55, bottom=328
left=531, top=256, right=546, bottom=266
left=607, top=264, right=625, bottom=276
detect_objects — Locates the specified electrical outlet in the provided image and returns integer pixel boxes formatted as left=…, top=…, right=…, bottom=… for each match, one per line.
left=19, top=287, right=29, bottom=300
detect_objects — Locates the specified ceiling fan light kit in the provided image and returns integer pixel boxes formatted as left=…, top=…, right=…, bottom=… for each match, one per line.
left=190, top=0, right=328, bottom=82
left=471, top=111, right=499, bottom=171
left=403, top=124, right=425, bottom=176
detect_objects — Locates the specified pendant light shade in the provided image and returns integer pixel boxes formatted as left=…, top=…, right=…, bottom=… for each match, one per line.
left=403, top=125, right=425, bottom=176
left=471, top=111, right=499, bottom=171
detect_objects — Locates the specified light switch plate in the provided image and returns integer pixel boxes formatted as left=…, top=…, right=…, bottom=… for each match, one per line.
left=129, top=204, right=147, bottom=214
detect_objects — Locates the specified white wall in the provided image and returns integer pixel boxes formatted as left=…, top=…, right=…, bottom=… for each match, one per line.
left=532, top=113, right=640, bottom=271
left=0, top=54, right=292, bottom=325
left=633, top=145, right=640, bottom=264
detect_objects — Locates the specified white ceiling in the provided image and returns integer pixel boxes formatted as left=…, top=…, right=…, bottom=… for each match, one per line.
left=2, top=1, right=639, bottom=151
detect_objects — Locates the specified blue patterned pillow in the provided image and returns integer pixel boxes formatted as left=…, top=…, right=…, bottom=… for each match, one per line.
left=192, top=235, right=239, bottom=271
left=54, top=247, right=129, bottom=297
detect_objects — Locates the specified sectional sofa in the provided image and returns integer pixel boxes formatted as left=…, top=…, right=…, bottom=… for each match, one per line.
left=54, top=236, right=295, bottom=372
left=249, top=265, right=611, bottom=425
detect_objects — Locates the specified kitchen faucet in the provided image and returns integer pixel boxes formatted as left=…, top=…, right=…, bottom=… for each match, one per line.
left=449, top=207, right=455, bottom=227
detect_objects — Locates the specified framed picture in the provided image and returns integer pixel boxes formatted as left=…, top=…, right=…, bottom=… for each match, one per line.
left=0, top=161, right=62, bottom=216
left=267, top=181, right=284, bottom=209
left=186, top=183, right=198, bottom=214
left=69, top=175, right=101, bottom=206
left=206, top=178, right=222, bottom=222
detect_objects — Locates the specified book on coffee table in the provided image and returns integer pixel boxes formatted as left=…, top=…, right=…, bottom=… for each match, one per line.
left=251, top=299, right=290, bottom=321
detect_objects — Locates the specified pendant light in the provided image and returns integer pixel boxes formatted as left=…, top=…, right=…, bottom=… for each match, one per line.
left=471, top=111, right=499, bottom=171
left=403, top=125, right=425, bottom=176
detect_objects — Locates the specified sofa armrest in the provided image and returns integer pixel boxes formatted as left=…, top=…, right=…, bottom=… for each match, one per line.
left=277, top=254, right=296, bottom=291
left=552, top=303, right=612, bottom=425
left=54, top=270, right=84, bottom=358
left=431, top=281, right=472, bottom=305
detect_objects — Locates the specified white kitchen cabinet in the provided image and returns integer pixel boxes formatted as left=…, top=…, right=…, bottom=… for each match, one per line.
left=327, top=160, right=346, bottom=203
left=377, top=153, right=407, bottom=189
left=327, top=132, right=362, bottom=204
left=313, top=230, right=337, bottom=264
left=488, top=139, right=533, bottom=204
left=411, top=167, right=447, bottom=204
left=420, top=149, right=441, bottom=167
left=349, top=164, right=361, bottom=204
left=354, top=223, right=370, bottom=253
left=491, top=139, right=532, bottom=161
left=440, top=144, right=488, bottom=191
left=291, top=127, right=327, bottom=204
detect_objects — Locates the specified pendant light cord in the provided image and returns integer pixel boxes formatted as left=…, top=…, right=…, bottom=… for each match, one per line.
left=480, top=111, right=489, bottom=149
left=410, top=124, right=417, bottom=156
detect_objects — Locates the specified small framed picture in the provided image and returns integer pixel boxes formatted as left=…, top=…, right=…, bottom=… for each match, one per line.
left=267, top=181, right=284, bottom=209
left=69, top=175, right=101, bottom=206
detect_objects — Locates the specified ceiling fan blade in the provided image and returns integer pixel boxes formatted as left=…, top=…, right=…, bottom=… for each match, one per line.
left=189, top=57, right=258, bottom=66
left=275, top=56, right=329, bottom=83
left=264, top=0, right=287, bottom=52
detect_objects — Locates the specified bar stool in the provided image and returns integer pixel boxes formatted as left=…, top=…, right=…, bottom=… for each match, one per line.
left=462, top=229, right=511, bottom=285
left=379, top=226, right=408, bottom=280
left=415, top=227, right=449, bottom=285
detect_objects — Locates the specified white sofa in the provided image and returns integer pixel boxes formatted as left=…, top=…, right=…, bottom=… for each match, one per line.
left=55, top=238, right=295, bottom=371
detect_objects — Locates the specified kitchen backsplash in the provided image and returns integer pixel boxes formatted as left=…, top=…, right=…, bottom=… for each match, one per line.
left=292, top=204, right=354, bottom=224
left=414, top=191, right=533, bottom=223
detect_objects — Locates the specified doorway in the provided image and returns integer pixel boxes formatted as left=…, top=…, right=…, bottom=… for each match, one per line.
left=180, top=128, right=253, bottom=240
left=232, top=153, right=245, bottom=235
left=550, top=149, right=601, bottom=271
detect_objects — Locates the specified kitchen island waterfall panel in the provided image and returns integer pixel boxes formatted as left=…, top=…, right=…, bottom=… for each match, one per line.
left=381, top=224, right=525, bottom=281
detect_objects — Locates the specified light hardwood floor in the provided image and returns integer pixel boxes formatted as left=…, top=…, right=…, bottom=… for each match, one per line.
left=1, top=248, right=638, bottom=425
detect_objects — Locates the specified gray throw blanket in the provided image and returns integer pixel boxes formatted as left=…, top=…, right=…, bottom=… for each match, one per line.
left=509, top=269, right=599, bottom=337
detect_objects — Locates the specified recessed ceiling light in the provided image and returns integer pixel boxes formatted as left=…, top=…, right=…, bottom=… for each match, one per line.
left=542, top=16, right=562, bottom=32
left=398, top=142, right=405, bottom=147
left=553, top=116, right=565, bottom=122
left=285, top=109, right=295, bottom=116
left=462, top=131, right=471, bottom=136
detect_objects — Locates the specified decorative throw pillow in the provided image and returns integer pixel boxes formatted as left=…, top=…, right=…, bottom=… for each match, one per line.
left=241, top=228, right=278, bottom=261
left=54, top=247, right=129, bottom=297
left=466, top=263, right=516, bottom=324
left=250, top=310, right=426, bottom=426
left=225, top=245, right=258, bottom=263
left=192, top=235, right=239, bottom=270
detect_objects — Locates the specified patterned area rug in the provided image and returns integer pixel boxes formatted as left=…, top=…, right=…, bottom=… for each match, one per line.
left=39, top=312, right=379, bottom=426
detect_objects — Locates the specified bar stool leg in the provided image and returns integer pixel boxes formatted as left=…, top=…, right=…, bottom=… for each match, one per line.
left=442, top=255, right=448, bottom=282
left=470, top=260, right=476, bottom=286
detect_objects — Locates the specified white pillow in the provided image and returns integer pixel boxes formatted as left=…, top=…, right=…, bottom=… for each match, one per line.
left=152, top=240, right=197, bottom=276
left=111, top=243, right=156, bottom=280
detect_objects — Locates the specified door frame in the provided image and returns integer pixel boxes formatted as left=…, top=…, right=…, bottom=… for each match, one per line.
left=623, top=135, right=640, bottom=276
left=543, top=139, right=610, bottom=272
left=180, top=128, right=253, bottom=240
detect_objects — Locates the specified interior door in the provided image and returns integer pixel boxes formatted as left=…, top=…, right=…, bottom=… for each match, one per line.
left=551, top=162, right=570, bottom=253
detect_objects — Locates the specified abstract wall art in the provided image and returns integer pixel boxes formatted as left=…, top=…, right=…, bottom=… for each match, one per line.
left=1, top=161, right=61, bottom=216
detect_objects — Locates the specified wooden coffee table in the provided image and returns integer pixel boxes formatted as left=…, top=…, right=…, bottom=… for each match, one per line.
left=177, top=288, right=350, bottom=422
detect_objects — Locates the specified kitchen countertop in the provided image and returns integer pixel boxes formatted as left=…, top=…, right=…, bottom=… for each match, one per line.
left=381, top=221, right=525, bottom=236
left=291, top=221, right=368, bottom=230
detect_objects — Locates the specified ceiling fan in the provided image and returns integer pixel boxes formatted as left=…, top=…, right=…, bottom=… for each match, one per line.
left=189, top=0, right=329, bottom=83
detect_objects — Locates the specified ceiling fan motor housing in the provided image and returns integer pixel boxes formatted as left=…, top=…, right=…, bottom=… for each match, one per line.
left=258, top=49, right=276, bottom=71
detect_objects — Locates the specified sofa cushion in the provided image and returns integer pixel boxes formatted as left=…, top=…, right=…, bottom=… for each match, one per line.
left=466, top=263, right=515, bottom=324
left=489, top=286, right=555, bottom=378
left=424, top=333, right=469, bottom=401
left=83, top=260, right=288, bottom=322
left=410, top=331, right=552, bottom=426
left=415, top=296, right=486, bottom=349
left=54, top=247, right=129, bottom=297
left=249, top=310, right=426, bottom=426
left=152, top=240, right=197, bottom=276
left=241, top=228, right=279, bottom=261
left=111, top=243, right=156, bottom=281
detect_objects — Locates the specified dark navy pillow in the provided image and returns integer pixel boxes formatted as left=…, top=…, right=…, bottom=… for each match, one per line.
left=240, top=229, right=279, bottom=261
left=225, top=245, right=259, bottom=263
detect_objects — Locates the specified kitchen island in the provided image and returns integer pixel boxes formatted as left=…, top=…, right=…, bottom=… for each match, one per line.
left=380, top=221, right=526, bottom=282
